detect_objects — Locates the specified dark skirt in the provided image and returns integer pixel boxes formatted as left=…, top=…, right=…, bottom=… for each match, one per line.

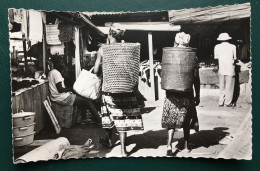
left=101, top=92, right=144, bottom=132
left=161, top=91, right=198, bottom=129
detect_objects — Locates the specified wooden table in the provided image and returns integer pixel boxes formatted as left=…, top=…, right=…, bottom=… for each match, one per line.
left=12, top=81, right=49, bottom=133
left=199, top=67, right=249, bottom=85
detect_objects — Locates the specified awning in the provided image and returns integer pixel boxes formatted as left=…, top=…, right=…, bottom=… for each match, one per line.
left=77, top=12, right=105, bottom=36
left=99, top=22, right=180, bottom=33
left=168, top=3, right=250, bottom=25
left=50, top=12, right=105, bottom=37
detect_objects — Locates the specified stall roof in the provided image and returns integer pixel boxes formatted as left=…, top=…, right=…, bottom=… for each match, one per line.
left=83, top=11, right=169, bottom=24
left=83, top=11, right=168, bottom=17
left=49, top=11, right=105, bottom=36
left=168, top=3, right=250, bottom=25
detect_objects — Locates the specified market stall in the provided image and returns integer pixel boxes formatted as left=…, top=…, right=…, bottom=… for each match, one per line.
left=9, top=9, right=105, bottom=134
left=12, top=80, right=48, bottom=133
left=168, top=3, right=251, bottom=102
left=86, top=4, right=251, bottom=102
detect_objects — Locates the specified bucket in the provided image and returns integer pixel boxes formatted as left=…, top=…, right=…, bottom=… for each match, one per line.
left=13, top=123, right=35, bottom=137
left=13, top=131, right=35, bottom=147
left=12, top=111, right=36, bottom=127
left=161, top=47, right=197, bottom=91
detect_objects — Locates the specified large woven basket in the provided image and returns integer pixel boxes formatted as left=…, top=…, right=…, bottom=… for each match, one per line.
left=102, top=43, right=140, bottom=93
left=161, top=47, right=197, bottom=91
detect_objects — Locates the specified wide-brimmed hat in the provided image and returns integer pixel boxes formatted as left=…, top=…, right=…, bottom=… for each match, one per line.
left=217, top=33, right=232, bottom=41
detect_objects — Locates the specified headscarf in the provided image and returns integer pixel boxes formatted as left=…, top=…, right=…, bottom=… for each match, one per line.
left=109, top=23, right=125, bottom=38
left=174, top=32, right=191, bottom=47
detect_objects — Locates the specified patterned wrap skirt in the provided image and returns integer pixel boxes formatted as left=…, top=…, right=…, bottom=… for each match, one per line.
left=101, top=92, right=144, bottom=132
left=161, top=91, right=198, bottom=129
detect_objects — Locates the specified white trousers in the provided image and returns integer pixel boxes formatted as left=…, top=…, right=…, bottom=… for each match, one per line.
left=219, top=75, right=235, bottom=106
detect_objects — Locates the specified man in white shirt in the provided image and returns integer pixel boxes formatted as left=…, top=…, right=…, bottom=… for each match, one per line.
left=48, top=55, right=101, bottom=123
left=214, top=33, right=237, bottom=107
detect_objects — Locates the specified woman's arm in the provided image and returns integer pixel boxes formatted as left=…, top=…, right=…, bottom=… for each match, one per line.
left=194, top=68, right=200, bottom=106
left=93, top=47, right=102, bottom=74
left=56, top=82, right=72, bottom=93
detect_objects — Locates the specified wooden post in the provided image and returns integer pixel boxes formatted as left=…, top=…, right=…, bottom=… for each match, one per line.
left=79, top=27, right=84, bottom=68
left=22, top=33, right=28, bottom=73
left=148, top=32, right=155, bottom=101
left=12, top=46, right=15, bottom=59
left=42, top=22, right=47, bottom=74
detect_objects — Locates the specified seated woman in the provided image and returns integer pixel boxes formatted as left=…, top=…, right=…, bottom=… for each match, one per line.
left=48, top=55, right=101, bottom=123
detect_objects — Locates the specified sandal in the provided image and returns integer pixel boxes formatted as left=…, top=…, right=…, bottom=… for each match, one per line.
left=85, top=138, right=94, bottom=149
left=182, top=148, right=191, bottom=153
left=219, top=135, right=234, bottom=145
left=194, top=122, right=199, bottom=132
left=99, top=137, right=113, bottom=148
left=225, top=103, right=235, bottom=107
left=167, top=149, right=173, bottom=156
left=121, top=151, right=128, bottom=157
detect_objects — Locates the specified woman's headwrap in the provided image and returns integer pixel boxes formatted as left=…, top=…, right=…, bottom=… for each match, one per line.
left=109, top=23, right=125, bottom=37
left=174, top=32, right=191, bottom=47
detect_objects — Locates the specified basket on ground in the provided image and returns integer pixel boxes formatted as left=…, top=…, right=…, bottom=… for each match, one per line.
left=102, top=43, right=140, bottom=93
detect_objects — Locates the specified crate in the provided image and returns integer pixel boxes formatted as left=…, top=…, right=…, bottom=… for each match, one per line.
left=51, top=103, right=77, bottom=128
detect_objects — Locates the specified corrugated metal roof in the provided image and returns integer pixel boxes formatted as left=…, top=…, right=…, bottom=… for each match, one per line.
left=83, top=11, right=169, bottom=25
left=83, top=10, right=168, bottom=18
left=48, top=11, right=105, bottom=36
left=169, top=3, right=250, bottom=24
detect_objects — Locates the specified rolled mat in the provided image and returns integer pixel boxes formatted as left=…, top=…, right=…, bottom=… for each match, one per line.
left=14, top=137, right=70, bottom=163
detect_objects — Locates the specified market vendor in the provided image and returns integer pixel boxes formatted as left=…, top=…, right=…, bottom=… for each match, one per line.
left=236, top=39, right=250, bottom=63
left=48, top=55, right=101, bottom=123
left=236, top=39, right=251, bottom=70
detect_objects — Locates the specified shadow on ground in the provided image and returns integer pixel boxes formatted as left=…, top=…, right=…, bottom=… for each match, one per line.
left=173, top=127, right=230, bottom=156
left=126, top=127, right=230, bottom=156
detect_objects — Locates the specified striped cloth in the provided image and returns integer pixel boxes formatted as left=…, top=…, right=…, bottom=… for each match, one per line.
left=46, top=24, right=61, bottom=45
left=101, top=93, right=144, bottom=132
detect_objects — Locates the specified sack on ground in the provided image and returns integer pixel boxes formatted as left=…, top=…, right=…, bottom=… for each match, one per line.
left=73, top=69, right=101, bottom=100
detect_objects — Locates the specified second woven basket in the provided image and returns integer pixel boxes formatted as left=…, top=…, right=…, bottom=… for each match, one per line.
left=161, top=47, right=197, bottom=91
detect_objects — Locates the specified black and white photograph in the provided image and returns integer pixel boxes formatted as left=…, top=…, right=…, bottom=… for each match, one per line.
left=9, top=2, right=252, bottom=163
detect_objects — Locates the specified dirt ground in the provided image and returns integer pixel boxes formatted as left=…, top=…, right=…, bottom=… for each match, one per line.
left=13, top=88, right=252, bottom=160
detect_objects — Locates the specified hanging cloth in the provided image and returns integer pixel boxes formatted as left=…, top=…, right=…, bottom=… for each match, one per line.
left=28, top=10, right=43, bottom=45
left=74, top=27, right=81, bottom=79
left=41, top=12, right=46, bottom=72
left=46, top=24, right=61, bottom=45
left=21, top=9, right=28, bottom=38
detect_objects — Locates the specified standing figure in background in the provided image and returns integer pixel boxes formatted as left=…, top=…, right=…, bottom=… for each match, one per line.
left=93, top=23, right=144, bottom=157
left=236, top=39, right=250, bottom=64
left=214, top=33, right=237, bottom=107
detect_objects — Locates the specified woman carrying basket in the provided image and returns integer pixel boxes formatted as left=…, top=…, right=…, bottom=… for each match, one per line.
left=161, top=32, right=200, bottom=155
left=93, top=23, right=144, bottom=157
